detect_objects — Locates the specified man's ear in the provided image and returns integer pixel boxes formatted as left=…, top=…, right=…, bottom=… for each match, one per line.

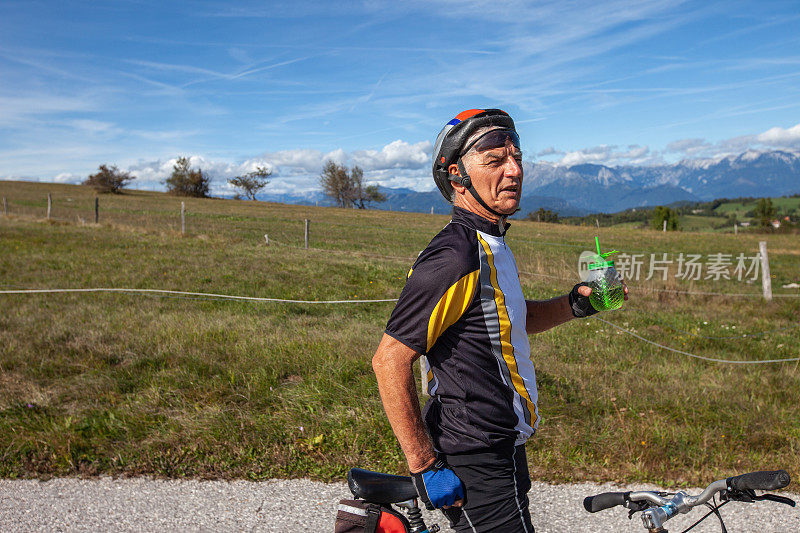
left=446, top=163, right=463, bottom=193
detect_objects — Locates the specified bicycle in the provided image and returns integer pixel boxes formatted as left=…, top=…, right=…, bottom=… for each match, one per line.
left=584, top=469, right=795, bottom=532
left=344, top=468, right=794, bottom=533
left=344, top=468, right=440, bottom=533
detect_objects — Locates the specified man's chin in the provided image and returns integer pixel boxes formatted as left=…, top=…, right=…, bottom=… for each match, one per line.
left=497, top=197, right=520, bottom=215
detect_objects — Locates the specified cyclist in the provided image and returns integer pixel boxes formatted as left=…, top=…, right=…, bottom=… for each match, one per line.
left=372, top=109, right=628, bottom=532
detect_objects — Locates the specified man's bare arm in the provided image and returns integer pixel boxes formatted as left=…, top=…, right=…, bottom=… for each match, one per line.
left=525, top=294, right=575, bottom=334
left=371, top=333, right=436, bottom=473
left=526, top=283, right=628, bottom=335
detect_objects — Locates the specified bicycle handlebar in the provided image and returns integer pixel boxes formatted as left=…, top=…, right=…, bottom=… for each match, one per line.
left=583, top=469, right=793, bottom=531
left=583, top=491, right=629, bottom=513
left=727, top=470, right=790, bottom=491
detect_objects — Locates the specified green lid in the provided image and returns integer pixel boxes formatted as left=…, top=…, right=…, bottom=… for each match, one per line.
left=588, top=260, right=615, bottom=270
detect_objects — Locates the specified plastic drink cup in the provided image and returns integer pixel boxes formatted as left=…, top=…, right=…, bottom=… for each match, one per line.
left=585, top=237, right=624, bottom=311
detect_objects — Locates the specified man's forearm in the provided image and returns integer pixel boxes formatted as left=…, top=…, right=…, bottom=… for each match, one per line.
left=372, top=334, right=436, bottom=473
left=525, top=294, right=574, bottom=334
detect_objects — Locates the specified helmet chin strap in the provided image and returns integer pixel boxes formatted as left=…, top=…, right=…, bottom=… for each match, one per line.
left=455, top=158, right=519, bottom=220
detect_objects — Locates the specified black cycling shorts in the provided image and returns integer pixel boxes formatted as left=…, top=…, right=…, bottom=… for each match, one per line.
left=441, top=444, right=534, bottom=533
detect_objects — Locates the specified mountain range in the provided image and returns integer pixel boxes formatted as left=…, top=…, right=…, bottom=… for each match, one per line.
left=260, top=150, right=800, bottom=216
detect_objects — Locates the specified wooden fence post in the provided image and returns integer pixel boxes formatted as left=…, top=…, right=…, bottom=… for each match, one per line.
left=264, top=234, right=269, bottom=245
left=94, top=197, right=99, bottom=224
left=759, top=241, right=772, bottom=302
left=2, top=196, right=6, bottom=216
left=304, top=219, right=309, bottom=249
left=734, top=223, right=738, bottom=235
left=181, top=202, right=186, bottom=235
left=47, top=194, right=52, bottom=219
left=596, top=218, right=600, bottom=228
left=663, top=219, right=667, bottom=232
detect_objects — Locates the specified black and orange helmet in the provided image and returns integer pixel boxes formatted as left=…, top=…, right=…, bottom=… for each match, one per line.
left=432, top=109, right=517, bottom=202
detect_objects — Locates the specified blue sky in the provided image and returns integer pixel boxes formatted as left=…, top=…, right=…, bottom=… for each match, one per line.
left=2, top=0, right=800, bottom=195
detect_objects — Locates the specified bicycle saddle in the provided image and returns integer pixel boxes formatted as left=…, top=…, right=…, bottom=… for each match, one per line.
left=347, top=468, right=419, bottom=504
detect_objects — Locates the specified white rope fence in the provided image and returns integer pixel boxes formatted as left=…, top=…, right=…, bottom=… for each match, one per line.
left=3, top=286, right=798, bottom=364
left=593, top=317, right=800, bottom=364
left=0, top=287, right=397, bottom=304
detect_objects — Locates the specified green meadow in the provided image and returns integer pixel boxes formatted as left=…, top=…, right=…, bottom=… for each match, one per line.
left=1, top=180, right=799, bottom=485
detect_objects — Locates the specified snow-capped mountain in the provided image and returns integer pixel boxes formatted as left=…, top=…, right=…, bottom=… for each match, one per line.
left=521, top=150, right=800, bottom=213
left=259, top=150, right=800, bottom=216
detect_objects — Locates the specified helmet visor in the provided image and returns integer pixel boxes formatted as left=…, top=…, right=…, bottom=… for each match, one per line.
left=460, top=128, right=520, bottom=156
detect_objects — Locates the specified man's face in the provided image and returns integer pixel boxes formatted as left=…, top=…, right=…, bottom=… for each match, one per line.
left=461, top=133, right=523, bottom=215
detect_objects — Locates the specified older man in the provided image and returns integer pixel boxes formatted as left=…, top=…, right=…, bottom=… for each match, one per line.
left=372, top=109, right=625, bottom=532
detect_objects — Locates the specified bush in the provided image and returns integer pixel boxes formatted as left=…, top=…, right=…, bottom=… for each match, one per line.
left=83, top=165, right=134, bottom=194
left=650, top=206, right=679, bottom=231
left=527, top=207, right=559, bottom=223
left=753, top=198, right=777, bottom=227
left=320, top=161, right=385, bottom=208
left=165, top=157, right=211, bottom=198
left=228, top=167, right=272, bottom=201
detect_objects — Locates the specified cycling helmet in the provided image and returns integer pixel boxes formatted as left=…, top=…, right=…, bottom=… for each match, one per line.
left=432, top=109, right=518, bottom=215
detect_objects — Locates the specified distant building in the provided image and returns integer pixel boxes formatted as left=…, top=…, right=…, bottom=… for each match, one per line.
left=770, top=220, right=781, bottom=228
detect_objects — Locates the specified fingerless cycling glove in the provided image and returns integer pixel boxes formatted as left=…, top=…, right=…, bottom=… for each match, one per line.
left=569, top=282, right=598, bottom=318
left=410, top=458, right=465, bottom=510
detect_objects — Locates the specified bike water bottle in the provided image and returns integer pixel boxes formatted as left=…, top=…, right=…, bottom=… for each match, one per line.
left=585, top=237, right=624, bottom=311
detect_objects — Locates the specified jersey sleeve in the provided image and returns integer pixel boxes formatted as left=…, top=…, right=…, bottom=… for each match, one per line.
left=385, top=243, right=479, bottom=355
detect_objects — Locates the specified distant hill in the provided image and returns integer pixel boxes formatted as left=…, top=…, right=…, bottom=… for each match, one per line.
left=525, top=150, right=800, bottom=214
left=259, top=149, right=800, bottom=217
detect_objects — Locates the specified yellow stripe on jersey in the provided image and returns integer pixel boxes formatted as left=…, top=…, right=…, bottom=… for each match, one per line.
left=476, top=233, right=536, bottom=419
left=426, top=269, right=480, bottom=352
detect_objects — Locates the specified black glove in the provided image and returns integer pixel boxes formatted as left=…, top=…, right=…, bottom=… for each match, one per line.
left=569, top=282, right=598, bottom=318
left=410, top=457, right=465, bottom=510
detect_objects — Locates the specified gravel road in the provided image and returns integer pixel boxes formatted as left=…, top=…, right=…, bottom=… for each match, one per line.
left=1, top=477, right=797, bottom=532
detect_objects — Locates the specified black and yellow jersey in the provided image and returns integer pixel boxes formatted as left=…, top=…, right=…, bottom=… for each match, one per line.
left=385, top=206, right=539, bottom=454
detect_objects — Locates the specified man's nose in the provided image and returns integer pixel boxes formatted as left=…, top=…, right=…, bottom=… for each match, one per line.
left=504, top=156, right=522, bottom=177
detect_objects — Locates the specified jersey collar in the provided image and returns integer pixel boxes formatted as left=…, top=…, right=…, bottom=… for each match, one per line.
left=451, top=205, right=510, bottom=237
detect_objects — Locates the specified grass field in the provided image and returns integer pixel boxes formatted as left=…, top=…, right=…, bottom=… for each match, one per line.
left=1, top=180, right=799, bottom=486
left=714, top=196, right=800, bottom=219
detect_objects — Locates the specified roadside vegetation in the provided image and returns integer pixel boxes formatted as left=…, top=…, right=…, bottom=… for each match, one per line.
left=1, top=180, right=799, bottom=485
left=561, top=194, right=800, bottom=233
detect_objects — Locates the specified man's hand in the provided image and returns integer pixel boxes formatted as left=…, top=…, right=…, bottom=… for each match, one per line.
left=411, top=457, right=465, bottom=510
left=569, top=280, right=629, bottom=318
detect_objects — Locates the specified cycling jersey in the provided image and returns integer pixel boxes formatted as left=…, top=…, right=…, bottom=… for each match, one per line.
left=385, top=206, right=539, bottom=455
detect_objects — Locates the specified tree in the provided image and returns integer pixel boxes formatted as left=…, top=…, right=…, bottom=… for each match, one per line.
left=228, top=166, right=272, bottom=201
left=650, top=206, right=679, bottom=231
left=753, top=197, right=777, bottom=227
left=320, top=161, right=351, bottom=207
left=320, top=161, right=386, bottom=208
left=527, top=207, right=559, bottom=223
left=165, top=157, right=211, bottom=198
left=83, top=164, right=134, bottom=194
left=349, top=165, right=387, bottom=208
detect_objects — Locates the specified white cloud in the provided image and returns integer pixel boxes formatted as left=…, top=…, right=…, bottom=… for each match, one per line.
left=536, top=146, right=564, bottom=158
left=665, top=138, right=711, bottom=155
left=559, top=144, right=658, bottom=167
left=351, top=140, right=431, bottom=171
left=113, top=139, right=434, bottom=197
left=53, top=172, right=83, bottom=183
left=663, top=122, right=800, bottom=162
left=756, top=123, right=800, bottom=146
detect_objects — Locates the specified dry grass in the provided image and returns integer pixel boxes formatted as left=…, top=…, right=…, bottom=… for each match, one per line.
left=1, top=181, right=798, bottom=485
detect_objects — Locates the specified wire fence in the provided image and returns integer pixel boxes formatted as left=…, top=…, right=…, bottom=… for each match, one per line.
left=2, top=285, right=798, bottom=364
left=2, top=186, right=799, bottom=365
